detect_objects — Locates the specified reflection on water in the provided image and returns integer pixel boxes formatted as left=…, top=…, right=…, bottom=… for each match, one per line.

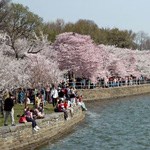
left=40, top=94, right=150, bottom=150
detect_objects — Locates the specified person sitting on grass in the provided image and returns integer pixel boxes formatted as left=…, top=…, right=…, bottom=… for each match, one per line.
left=35, top=93, right=41, bottom=108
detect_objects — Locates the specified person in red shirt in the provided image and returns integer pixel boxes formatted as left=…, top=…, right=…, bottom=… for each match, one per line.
left=64, top=99, right=74, bottom=117
left=57, top=99, right=68, bottom=120
left=64, top=100, right=68, bottom=109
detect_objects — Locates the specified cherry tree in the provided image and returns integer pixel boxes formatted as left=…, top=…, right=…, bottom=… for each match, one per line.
left=0, top=49, right=29, bottom=89
left=133, top=50, right=150, bottom=78
left=1, top=32, right=52, bottom=59
left=0, top=32, right=64, bottom=89
left=103, top=45, right=142, bottom=78
left=53, top=32, right=108, bottom=82
left=25, top=53, right=65, bottom=88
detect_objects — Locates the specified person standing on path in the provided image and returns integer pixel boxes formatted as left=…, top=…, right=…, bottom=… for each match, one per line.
left=3, top=92, right=15, bottom=126
left=51, top=86, right=58, bottom=107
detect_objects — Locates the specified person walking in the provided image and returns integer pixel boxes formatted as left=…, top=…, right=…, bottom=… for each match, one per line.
left=3, top=92, right=15, bottom=126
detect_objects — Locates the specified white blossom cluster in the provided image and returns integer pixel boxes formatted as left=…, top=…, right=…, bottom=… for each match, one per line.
left=0, top=32, right=64, bottom=90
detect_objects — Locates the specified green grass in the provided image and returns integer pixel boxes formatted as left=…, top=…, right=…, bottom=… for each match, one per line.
left=0, top=103, right=54, bottom=127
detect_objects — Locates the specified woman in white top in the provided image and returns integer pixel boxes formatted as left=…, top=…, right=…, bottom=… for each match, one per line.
left=51, top=87, right=58, bottom=107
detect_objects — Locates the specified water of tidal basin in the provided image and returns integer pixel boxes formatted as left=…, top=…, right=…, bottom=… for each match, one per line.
left=40, top=94, right=150, bottom=150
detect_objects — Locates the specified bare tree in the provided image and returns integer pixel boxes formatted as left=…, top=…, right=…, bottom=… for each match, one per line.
left=135, top=31, right=149, bottom=50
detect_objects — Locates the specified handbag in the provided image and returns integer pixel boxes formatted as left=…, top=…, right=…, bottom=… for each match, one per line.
left=19, top=115, right=27, bottom=123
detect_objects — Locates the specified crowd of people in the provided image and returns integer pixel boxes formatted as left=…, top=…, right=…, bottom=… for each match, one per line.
left=98, top=75, right=148, bottom=88
left=65, top=75, right=148, bottom=89
left=0, top=75, right=148, bottom=131
left=0, top=84, right=87, bottom=131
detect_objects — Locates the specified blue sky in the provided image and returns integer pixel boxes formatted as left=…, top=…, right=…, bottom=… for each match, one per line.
left=12, top=0, right=150, bottom=35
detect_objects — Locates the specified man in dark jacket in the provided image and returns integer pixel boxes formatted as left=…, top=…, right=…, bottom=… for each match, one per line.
left=3, top=93, right=15, bottom=126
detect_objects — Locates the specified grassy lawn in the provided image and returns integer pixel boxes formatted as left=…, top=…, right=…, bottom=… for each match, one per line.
left=0, top=103, right=54, bottom=127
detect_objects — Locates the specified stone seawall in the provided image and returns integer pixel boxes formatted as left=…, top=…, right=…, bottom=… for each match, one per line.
left=78, top=84, right=150, bottom=101
left=0, top=106, right=85, bottom=150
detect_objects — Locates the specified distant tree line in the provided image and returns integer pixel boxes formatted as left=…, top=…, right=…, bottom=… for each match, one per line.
left=1, top=0, right=150, bottom=58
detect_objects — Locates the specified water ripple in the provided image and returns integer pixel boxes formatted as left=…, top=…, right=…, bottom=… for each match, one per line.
left=40, top=94, right=150, bottom=150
